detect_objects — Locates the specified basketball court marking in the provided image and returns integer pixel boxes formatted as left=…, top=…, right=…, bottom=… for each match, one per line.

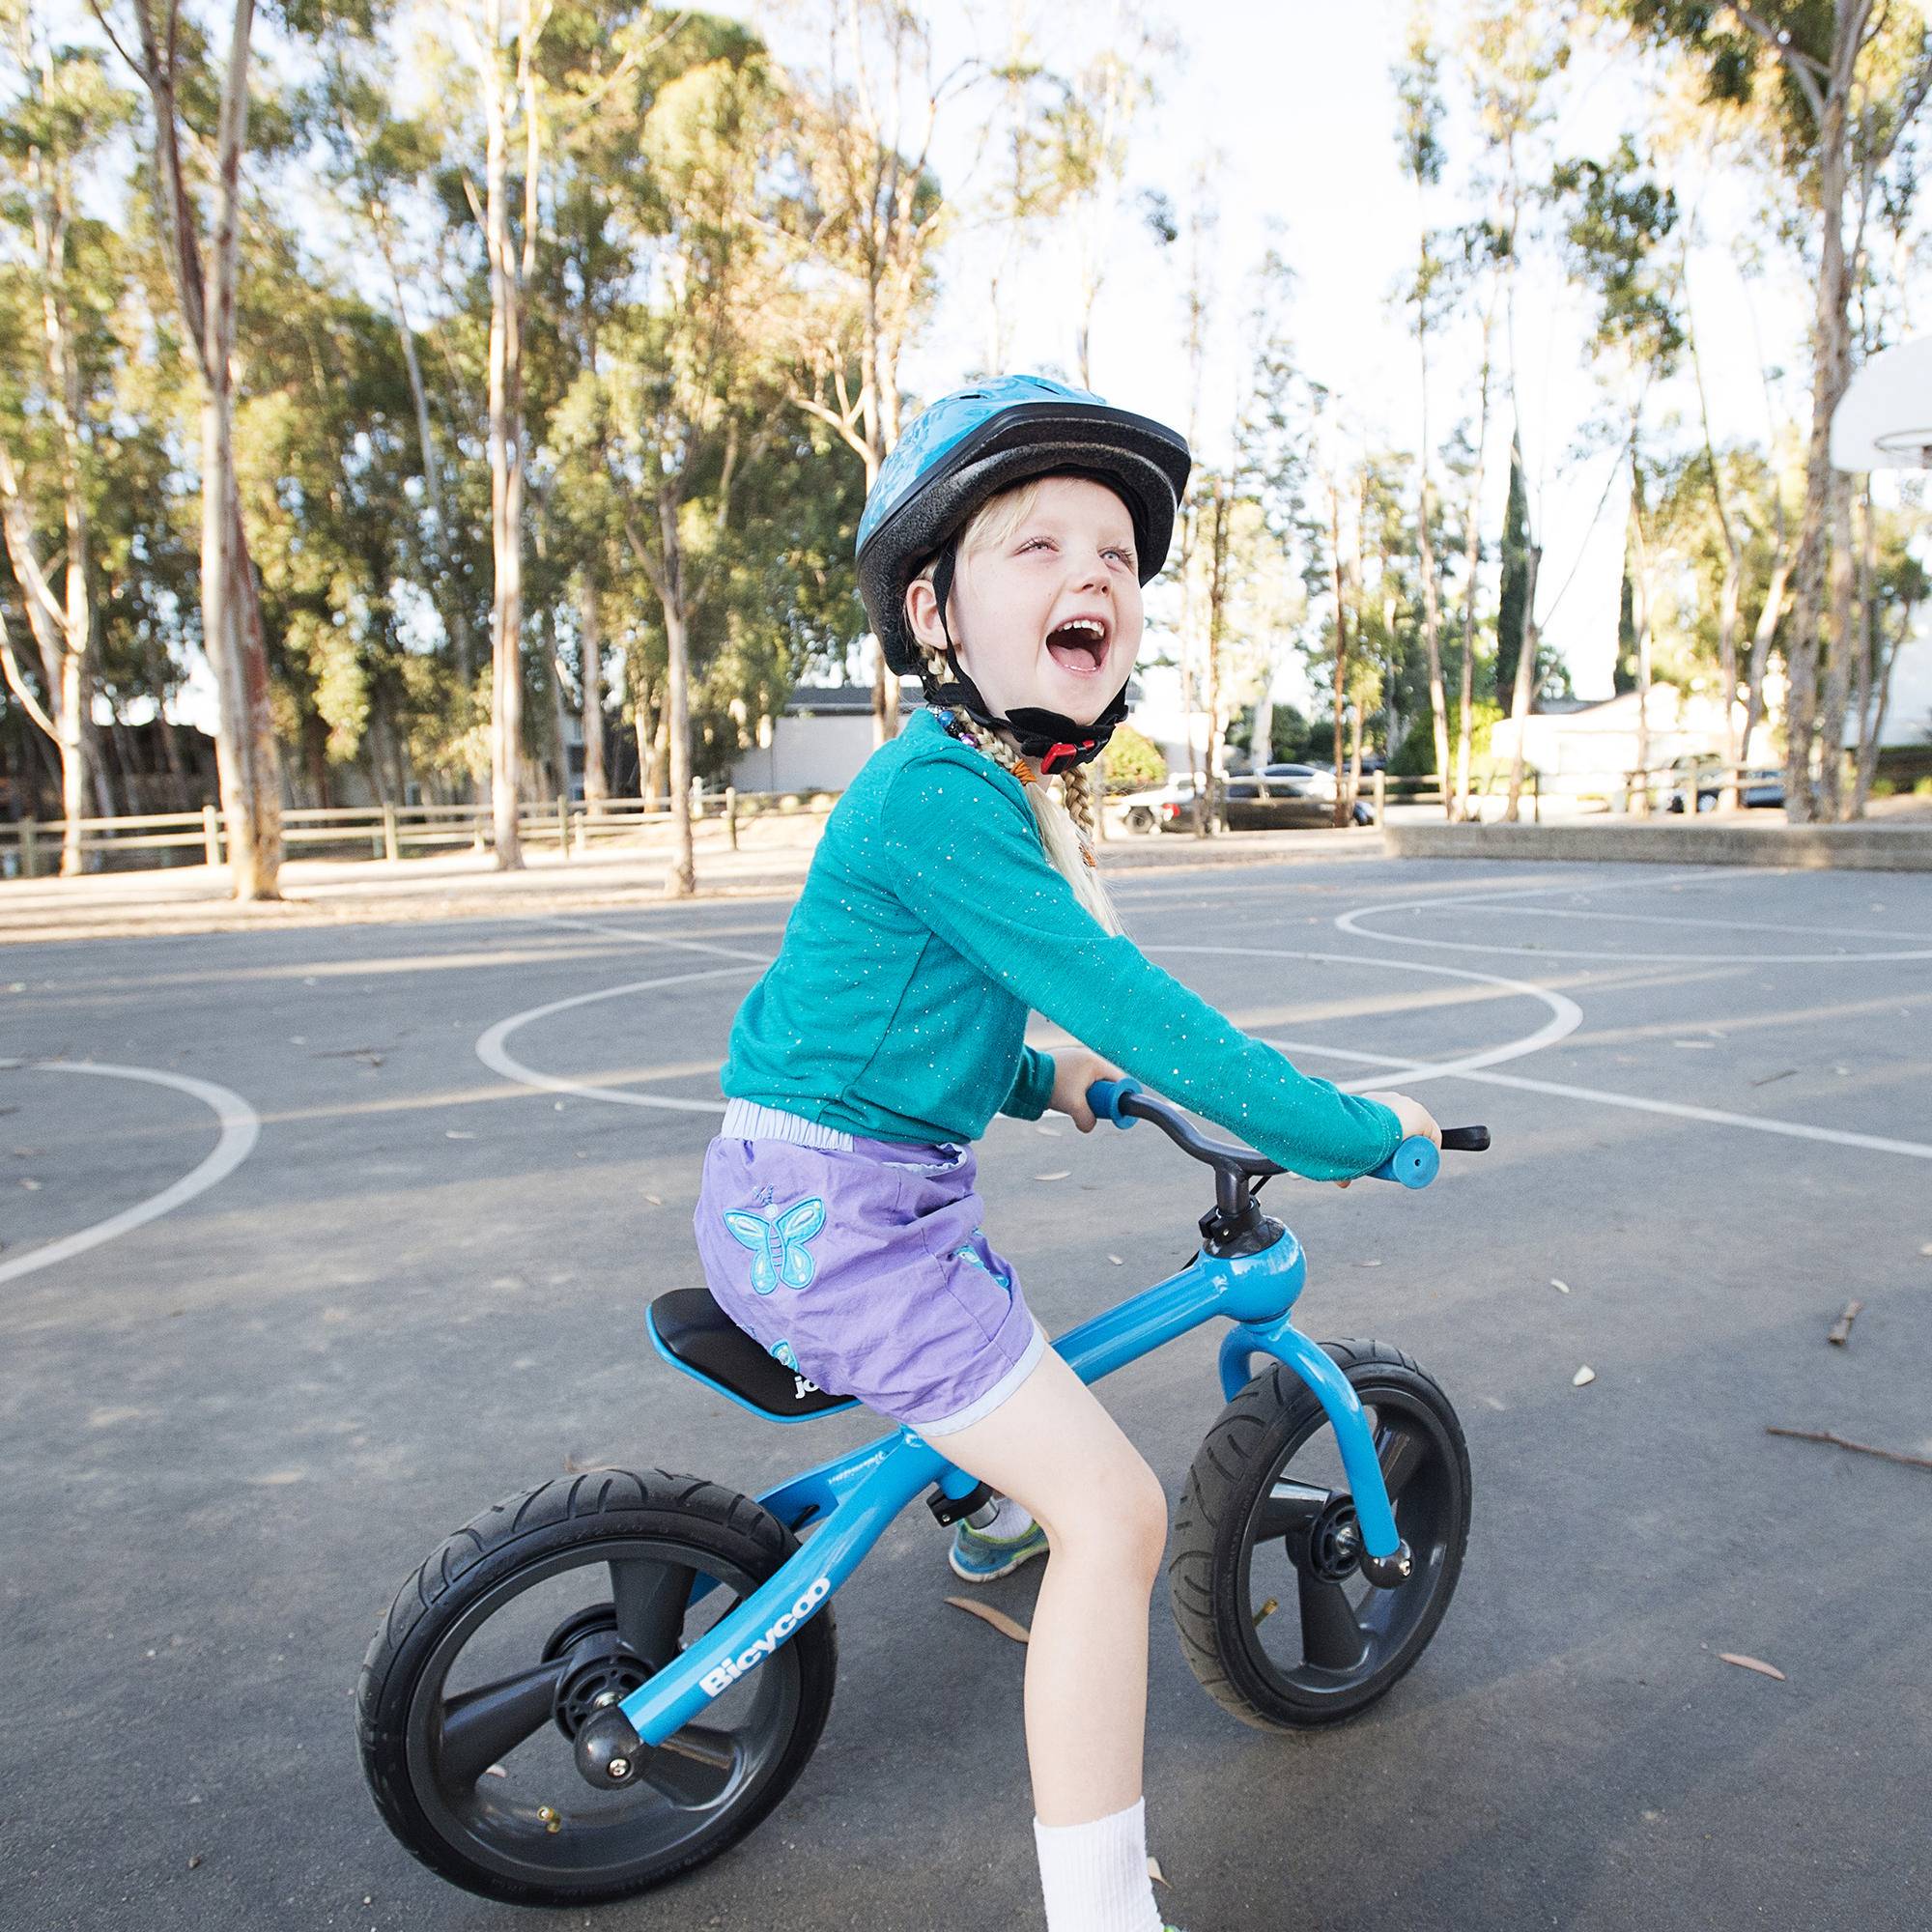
left=0, top=1061, right=261, bottom=1287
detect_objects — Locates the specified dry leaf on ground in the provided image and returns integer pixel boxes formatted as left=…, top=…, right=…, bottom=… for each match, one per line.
left=1034, top=1171, right=1071, bottom=1182
left=1107, top=1255, right=1124, bottom=1265
left=946, top=1597, right=1030, bottom=1644
left=642, top=1193, right=663, bottom=1206
left=1718, top=1652, right=1786, bottom=1681
left=1035, top=1124, right=1062, bottom=1136
left=445, top=1130, right=475, bottom=1140
left=1573, top=1365, right=1596, bottom=1387
left=1147, top=1856, right=1169, bottom=1888
left=1550, top=1278, right=1571, bottom=1293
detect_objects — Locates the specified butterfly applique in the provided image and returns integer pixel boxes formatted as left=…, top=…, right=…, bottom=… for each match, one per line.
left=722, top=1195, right=827, bottom=1294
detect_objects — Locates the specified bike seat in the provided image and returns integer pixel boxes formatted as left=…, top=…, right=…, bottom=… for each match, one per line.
left=647, top=1290, right=860, bottom=1423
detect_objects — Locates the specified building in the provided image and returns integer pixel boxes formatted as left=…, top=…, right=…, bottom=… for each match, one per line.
left=729, top=683, right=923, bottom=794
left=1488, top=688, right=1780, bottom=802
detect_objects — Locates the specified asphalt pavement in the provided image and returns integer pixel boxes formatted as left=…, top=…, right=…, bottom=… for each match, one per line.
left=3, top=857, right=1929, bottom=1932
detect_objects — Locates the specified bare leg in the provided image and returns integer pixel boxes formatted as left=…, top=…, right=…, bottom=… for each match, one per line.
left=930, top=1343, right=1167, bottom=1826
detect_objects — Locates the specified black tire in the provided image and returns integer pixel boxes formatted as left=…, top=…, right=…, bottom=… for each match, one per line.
left=356, top=1467, right=837, bottom=1907
left=1170, top=1342, right=1469, bottom=1730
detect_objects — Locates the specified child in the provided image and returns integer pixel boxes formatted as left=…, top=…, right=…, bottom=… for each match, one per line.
left=694, top=375, right=1439, bottom=1932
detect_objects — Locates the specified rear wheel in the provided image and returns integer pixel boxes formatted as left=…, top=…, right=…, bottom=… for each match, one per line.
left=356, top=1468, right=836, bottom=1906
left=1170, top=1342, right=1469, bottom=1729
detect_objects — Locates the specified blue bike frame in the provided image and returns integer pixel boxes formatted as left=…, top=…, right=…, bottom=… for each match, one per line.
left=620, top=1214, right=1401, bottom=1749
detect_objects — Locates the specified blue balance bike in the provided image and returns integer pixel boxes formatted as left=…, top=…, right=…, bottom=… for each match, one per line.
left=357, top=1083, right=1487, bottom=1906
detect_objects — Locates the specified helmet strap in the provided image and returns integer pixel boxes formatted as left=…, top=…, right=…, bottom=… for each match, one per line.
left=921, top=538, right=1130, bottom=776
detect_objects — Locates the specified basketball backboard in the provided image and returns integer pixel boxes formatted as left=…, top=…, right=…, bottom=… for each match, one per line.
left=1832, top=336, right=1932, bottom=470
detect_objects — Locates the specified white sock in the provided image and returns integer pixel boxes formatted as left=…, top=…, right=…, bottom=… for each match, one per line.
left=1033, top=1797, right=1165, bottom=1932
left=975, top=1495, right=1037, bottom=1541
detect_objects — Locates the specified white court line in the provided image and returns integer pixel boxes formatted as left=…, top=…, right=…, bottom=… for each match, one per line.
left=516, top=913, right=777, bottom=964
left=474, top=964, right=758, bottom=1112
left=1257, top=1037, right=1932, bottom=1162
left=1335, top=892, right=1932, bottom=964
left=1365, top=902, right=1932, bottom=946
left=1151, top=946, right=1582, bottom=1091
left=0, top=1062, right=261, bottom=1286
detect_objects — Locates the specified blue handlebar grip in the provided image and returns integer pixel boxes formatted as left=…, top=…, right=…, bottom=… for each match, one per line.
left=1370, top=1135, right=1440, bottom=1188
left=1087, top=1077, right=1144, bottom=1127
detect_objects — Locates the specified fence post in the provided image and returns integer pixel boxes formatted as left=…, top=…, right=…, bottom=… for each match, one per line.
left=557, top=795, right=571, bottom=859
left=1533, top=770, right=1542, bottom=824
left=725, top=786, right=738, bottom=850
left=19, top=817, right=38, bottom=879
left=202, top=804, right=222, bottom=867
left=1373, top=770, right=1386, bottom=828
left=383, top=803, right=400, bottom=864
left=471, top=810, right=486, bottom=853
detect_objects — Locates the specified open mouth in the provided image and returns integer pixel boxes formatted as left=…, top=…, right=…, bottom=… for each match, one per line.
left=1044, top=617, right=1110, bottom=676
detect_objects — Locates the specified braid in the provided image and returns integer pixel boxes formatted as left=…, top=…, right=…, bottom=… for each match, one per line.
left=1060, top=762, right=1096, bottom=842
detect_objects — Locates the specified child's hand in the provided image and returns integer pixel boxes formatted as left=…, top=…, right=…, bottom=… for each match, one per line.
left=1362, top=1091, right=1442, bottom=1148
left=1334, top=1091, right=1441, bottom=1188
left=1048, top=1048, right=1126, bottom=1132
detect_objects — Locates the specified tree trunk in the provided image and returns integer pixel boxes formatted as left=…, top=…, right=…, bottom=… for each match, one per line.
left=476, top=0, right=526, bottom=868
left=1817, top=468, right=1857, bottom=818
left=579, top=573, right=606, bottom=807
left=204, top=0, right=283, bottom=896
left=660, top=489, right=696, bottom=896
left=1502, top=525, right=1540, bottom=821
left=1783, top=69, right=1853, bottom=824
left=1456, top=297, right=1496, bottom=822
left=381, top=219, right=474, bottom=688
left=1741, top=551, right=1790, bottom=772
left=1329, top=478, right=1350, bottom=829
left=1628, top=496, right=1655, bottom=817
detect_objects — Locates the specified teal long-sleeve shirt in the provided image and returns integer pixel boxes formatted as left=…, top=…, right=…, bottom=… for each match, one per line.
left=720, top=709, right=1404, bottom=1181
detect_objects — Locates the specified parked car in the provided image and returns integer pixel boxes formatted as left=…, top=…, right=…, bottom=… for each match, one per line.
left=1117, top=775, right=1195, bottom=835
left=1664, top=760, right=1785, bottom=813
left=1158, top=772, right=1373, bottom=832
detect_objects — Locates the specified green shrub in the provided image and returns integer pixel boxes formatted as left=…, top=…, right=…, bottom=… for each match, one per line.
left=1915, top=777, right=1932, bottom=798
left=1389, top=700, right=1503, bottom=780
left=1871, top=778, right=1896, bottom=798
left=1104, top=724, right=1167, bottom=793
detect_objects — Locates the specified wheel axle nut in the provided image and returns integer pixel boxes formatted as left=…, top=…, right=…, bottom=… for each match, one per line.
left=1359, top=1541, right=1415, bottom=1589
left=608, top=1756, right=631, bottom=1780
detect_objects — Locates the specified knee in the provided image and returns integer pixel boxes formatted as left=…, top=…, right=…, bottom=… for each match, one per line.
left=1050, top=1457, right=1168, bottom=1584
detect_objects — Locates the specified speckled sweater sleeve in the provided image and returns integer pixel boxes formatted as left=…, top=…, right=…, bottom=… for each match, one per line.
left=881, top=753, right=1404, bottom=1182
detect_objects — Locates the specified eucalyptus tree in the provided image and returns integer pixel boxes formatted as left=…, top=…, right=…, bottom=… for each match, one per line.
left=774, top=0, right=975, bottom=744
left=1551, top=135, right=1684, bottom=808
left=0, top=15, right=131, bottom=868
left=88, top=0, right=302, bottom=895
left=1611, top=0, right=1932, bottom=820
left=1448, top=215, right=1504, bottom=819
left=1393, top=1, right=1453, bottom=813
left=1462, top=0, right=1569, bottom=821
left=553, top=25, right=792, bottom=895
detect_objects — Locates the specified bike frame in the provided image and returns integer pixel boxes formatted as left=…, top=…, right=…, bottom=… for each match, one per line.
left=621, top=1216, right=1400, bottom=1749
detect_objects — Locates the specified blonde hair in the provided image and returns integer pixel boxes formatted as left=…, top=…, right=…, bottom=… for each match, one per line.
left=909, top=483, right=1122, bottom=936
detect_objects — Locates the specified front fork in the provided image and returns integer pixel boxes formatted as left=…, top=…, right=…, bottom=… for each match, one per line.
left=1216, top=1318, right=1412, bottom=1587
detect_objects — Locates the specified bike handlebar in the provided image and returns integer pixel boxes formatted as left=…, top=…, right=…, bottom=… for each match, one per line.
left=1086, top=1078, right=1489, bottom=1191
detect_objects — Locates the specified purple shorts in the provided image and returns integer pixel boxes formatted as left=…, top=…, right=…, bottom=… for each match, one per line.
left=692, top=1129, right=1046, bottom=1435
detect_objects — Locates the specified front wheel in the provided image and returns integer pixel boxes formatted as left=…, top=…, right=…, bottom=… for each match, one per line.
left=356, top=1468, right=837, bottom=1906
left=1170, top=1341, right=1469, bottom=1729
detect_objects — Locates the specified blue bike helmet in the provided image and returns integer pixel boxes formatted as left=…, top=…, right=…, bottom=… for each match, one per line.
left=856, top=374, right=1192, bottom=681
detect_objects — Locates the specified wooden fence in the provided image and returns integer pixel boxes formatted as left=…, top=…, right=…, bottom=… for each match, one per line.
left=0, top=788, right=837, bottom=880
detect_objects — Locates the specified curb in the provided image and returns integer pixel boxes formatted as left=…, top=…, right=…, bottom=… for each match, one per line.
left=1382, top=819, right=1932, bottom=873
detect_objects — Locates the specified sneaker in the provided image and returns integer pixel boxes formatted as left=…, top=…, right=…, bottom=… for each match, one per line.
left=948, top=1517, right=1049, bottom=1583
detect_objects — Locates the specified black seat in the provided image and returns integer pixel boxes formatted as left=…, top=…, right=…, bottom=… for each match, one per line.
left=647, top=1290, right=859, bottom=1421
